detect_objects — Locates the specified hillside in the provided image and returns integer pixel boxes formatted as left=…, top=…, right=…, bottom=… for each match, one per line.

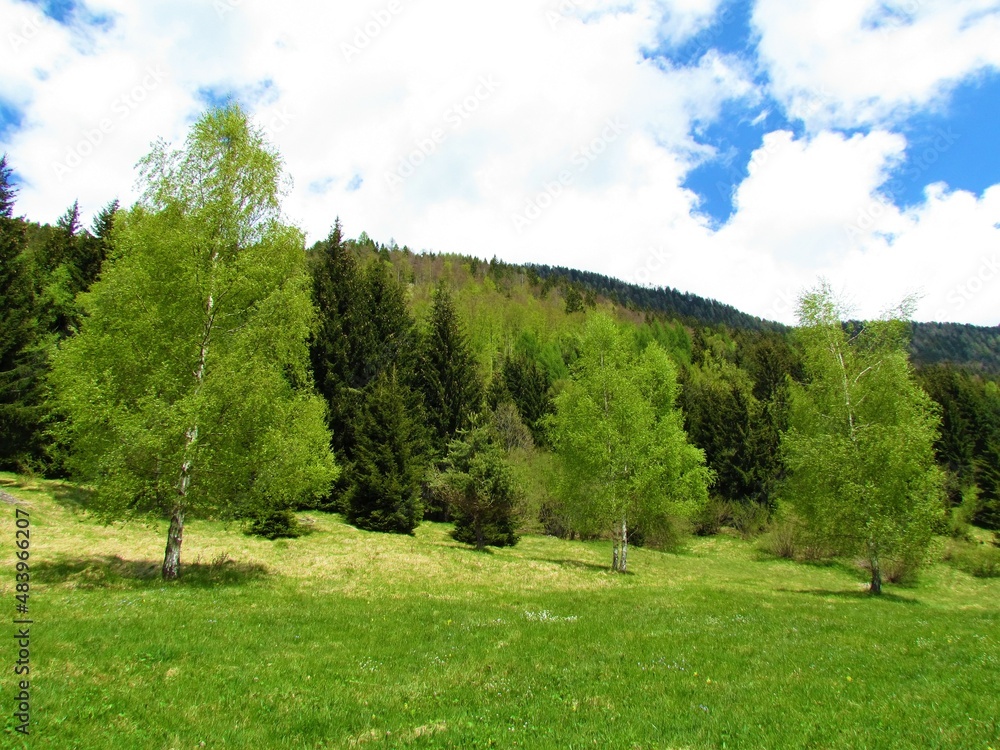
left=374, top=245, right=1000, bottom=372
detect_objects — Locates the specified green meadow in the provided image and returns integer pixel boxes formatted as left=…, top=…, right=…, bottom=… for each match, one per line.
left=2, top=472, right=998, bottom=750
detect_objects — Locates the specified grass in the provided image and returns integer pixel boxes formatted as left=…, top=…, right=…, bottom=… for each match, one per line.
left=2, top=471, right=999, bottom=749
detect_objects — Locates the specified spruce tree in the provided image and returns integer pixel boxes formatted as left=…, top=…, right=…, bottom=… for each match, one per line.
left=346, top=368, right=424, bottom=534
left=438, top=424, right=520, bottom=549
left=39, top=201, right=88, bottom=337
left=362, top=258, right=418, bottom=386
left=498, top=353, right=553, bottom=446
left=0, top=155, right=15, bottom=217
left=0, top=159, right=44, bottom=469
left=415, top=283, right=483, bottom=450
left=309, top=232, right=428, bottom=511
left=309, top=219, right=366, bottom=464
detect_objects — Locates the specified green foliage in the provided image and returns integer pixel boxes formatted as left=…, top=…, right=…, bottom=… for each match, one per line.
left=486, top=352, right=553, bottom=446
left=346, top=369, right=424, bottom=534
left=309, top=218, right=364, bottom=464
left=563, top=284, right=584, bottom=314
left=549, top=312, right=712, bottom=570
left=437, top=424, right=520, bottom=549
left=780, top=282, right=944, bottom=593
left=917, top=364, right=1000, bottom=529
left=0, top=154, right=14, bottom=217
left=308, top=227, right=428, bottom=511
left=910, top=321, right=1000, bottom=373
left=528, top=264, right=785, bottom=332
left=943, top=540, right=1000, bottom=578
left=489, top=399, right=534, bottom=452
left=0, top=160, right=48, bottom=471
left=245, top=509, right=306, bottom=539
left=49, top=105, right=337, bottom=571
left=415, top=283, right=484, bottom=450
left=679, top=350, right=780, bottom=507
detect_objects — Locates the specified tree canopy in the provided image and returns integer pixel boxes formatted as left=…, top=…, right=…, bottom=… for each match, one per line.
left=550, top=313, right=712, bottom=571
left=50, top=105, right=337, bottom=579
left=780, top=283, right=944, bottom=594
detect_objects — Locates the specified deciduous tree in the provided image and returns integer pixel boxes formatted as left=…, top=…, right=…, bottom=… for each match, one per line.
left=550, top=313, right=712, bottom=572
left=50, top=105, right=337, bottom=579
left=780, top=282, right=944, bottom=594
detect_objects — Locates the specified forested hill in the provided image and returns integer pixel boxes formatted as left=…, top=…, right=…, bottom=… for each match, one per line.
left=527, top=264, right=786, bottom=333
left=519, top=263, right=1000, bottom=372
left=910, top=322, right=1000, bottom=373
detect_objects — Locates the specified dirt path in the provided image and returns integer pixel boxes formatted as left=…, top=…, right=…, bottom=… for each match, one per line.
left=0, top=489, right=22, bottom=505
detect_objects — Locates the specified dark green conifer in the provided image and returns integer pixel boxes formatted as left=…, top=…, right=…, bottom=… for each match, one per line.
left=414, top=283, right=483, bottom=450
left=346, top=368, right=424, bottom=534
left=439, top=424, right=520, bottom=549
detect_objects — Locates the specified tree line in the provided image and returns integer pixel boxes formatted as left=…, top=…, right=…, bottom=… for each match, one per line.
left=1, top=106, right=998, bottom=589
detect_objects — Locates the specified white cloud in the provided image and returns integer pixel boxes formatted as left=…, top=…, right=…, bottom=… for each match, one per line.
left=706, top=130, right=1000, bottom=326
left=753, top=0, right=1000, bottom=129
left=1, top=0, right=998, bottom=327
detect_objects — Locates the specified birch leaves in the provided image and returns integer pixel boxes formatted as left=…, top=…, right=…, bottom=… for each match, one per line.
left=549, top=313, right=712, bottom=572
left=781, top=282, right=943, bottom=594
left=51, top=106, right=337, bottom=578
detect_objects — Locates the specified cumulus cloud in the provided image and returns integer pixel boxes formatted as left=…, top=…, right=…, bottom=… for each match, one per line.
left=753, top=0, right=1000, bottom=129
left=714, top=130, right=1000, bottom=326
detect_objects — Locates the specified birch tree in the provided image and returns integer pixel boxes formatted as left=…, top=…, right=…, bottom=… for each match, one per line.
left=550, top=313, right=712, bottom=572
left=50, top=106, right=337, bottom=579
left=781, top=282, right=943, bottom=594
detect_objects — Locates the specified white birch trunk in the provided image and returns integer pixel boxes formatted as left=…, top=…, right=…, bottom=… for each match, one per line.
left=161, top=253, right=218, bottom=580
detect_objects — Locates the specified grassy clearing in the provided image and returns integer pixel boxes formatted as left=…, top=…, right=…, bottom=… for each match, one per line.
left=2, top=472, right=999, bottom=749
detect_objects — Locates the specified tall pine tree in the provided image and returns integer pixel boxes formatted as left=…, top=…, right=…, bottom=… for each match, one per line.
left=0, top=156, right=44, bottom=469
left=415, top=283, right=483, bottom=450
left=309, top=219, right=366, bottom=465
left=346, top=368, right=424, bottom=534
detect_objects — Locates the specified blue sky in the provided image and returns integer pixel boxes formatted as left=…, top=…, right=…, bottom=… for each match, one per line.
left=2, top=0, right=999, bottom=325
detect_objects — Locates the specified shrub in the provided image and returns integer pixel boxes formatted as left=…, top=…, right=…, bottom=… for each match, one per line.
left=759, top=518, right=799, bottom=559
left=730, top=501, right=770, bottom=539
left=692, top=497, right=730, bottom=536
left=947, top=486, right=981, bottom=541
left=882, top=555, right=922, bottom=585
left=245, top=509, right=304, bottom=540
left=943, top=540, right=1000, bottom=579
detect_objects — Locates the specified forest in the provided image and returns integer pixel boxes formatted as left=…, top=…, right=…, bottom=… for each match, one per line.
left=2, top=106, right=999, bottom=588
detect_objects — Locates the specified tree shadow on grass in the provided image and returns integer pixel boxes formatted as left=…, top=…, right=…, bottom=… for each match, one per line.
left=32, top=554, right=270, bottom=589
left=49, top=482, right=93, bottom=513
left=777, top=587, right=920, bottom=605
